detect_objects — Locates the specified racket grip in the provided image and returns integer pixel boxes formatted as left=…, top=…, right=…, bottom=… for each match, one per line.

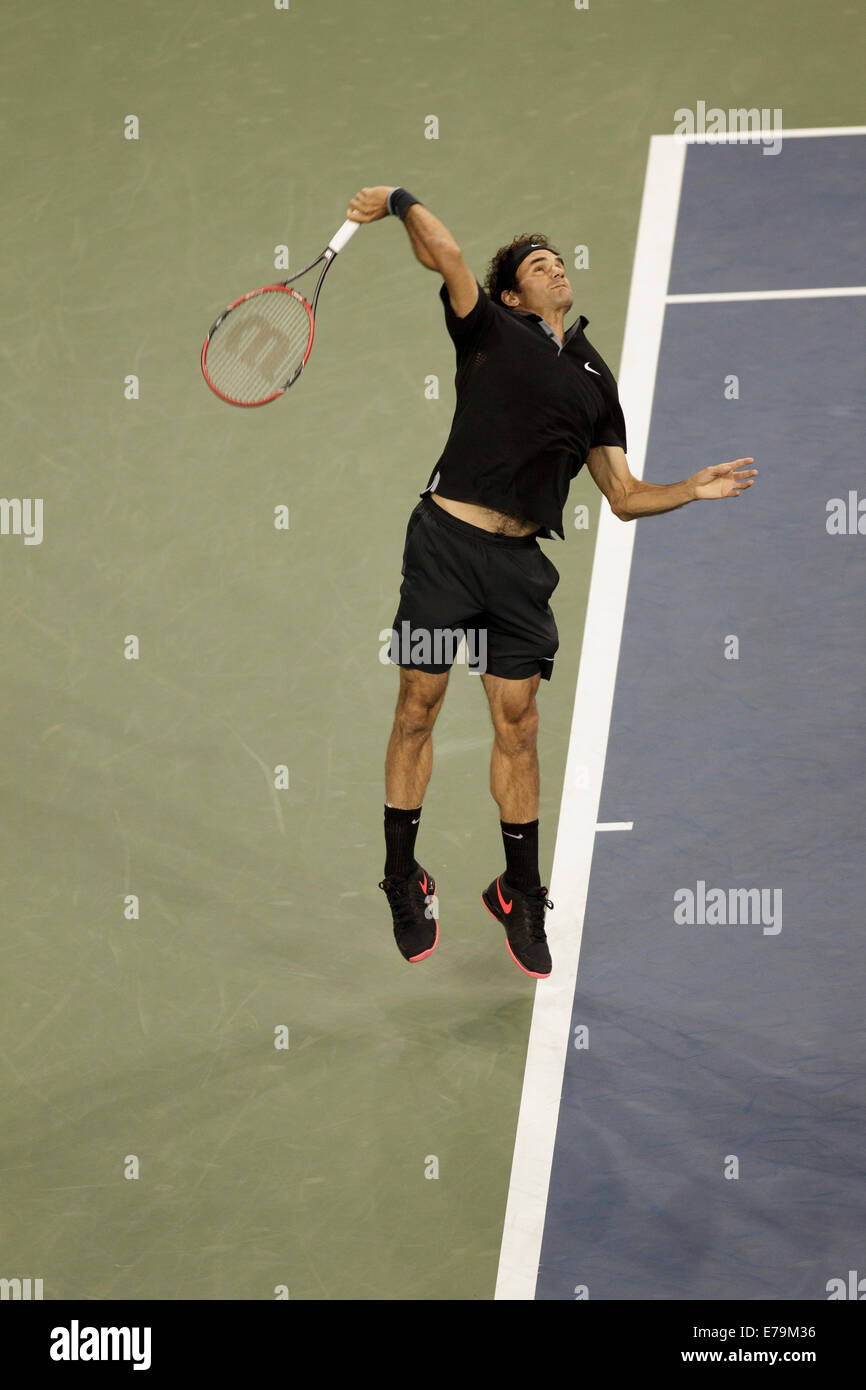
left=328, top=219, right=361, bottom=255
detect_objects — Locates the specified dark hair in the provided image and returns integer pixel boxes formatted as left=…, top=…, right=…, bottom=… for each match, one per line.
left=484, top=233, right=560, bottom=305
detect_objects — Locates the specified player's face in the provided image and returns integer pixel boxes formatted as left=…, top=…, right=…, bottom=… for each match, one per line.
left=514, top=250, right=573, bottom=314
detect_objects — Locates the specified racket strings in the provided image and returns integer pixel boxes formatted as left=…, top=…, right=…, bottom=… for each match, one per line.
left=204, top=288, right=313, bottom=404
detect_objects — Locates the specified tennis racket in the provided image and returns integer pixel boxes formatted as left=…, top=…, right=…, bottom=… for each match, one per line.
left=201, top=218, right=360, bottom=406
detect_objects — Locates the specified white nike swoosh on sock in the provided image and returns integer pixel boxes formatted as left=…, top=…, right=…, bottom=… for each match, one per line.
left=503, top=832, right=524, bottom=839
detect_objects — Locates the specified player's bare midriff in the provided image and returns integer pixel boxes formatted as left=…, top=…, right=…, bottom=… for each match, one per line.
left=431, top=493, right=540, bottom=538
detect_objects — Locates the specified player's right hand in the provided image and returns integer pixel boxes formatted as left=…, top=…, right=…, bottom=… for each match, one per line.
left=347, top=187, right=395, bottom=222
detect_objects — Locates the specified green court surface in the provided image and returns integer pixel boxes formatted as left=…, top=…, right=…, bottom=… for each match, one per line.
left=0, top=0, right=860, bottom=1301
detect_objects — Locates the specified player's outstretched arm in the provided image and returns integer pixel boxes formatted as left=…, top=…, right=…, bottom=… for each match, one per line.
left=346, top=185, right=478, bottom=317
left=586, top=446, right=758, bottom=521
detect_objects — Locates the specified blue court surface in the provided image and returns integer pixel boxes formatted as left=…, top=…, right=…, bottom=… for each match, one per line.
left=532, top=134, right=866, bottom=1300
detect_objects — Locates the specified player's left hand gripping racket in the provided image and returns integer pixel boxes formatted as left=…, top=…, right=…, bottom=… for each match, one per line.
left=201, top=218, right=360, bottom=406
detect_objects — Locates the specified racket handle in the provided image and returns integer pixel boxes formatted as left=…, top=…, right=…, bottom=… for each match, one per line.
left=328, top=219, right=361, bottom=255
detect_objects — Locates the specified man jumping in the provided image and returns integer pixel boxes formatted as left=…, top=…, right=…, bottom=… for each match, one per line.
left=346, top=185, right=756, bottom=979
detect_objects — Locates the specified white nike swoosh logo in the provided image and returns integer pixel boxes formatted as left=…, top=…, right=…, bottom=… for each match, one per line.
left=584, top=362, right=601, bottom=375
left=503, top=832, right=524, bottom=840
left=411, top=818, right=420, bottom=824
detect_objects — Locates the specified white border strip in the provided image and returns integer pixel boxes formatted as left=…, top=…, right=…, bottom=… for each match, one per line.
left=493, top=133, right=686, bottom=1300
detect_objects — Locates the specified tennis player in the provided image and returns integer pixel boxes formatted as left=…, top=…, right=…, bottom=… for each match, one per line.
left=346, top=186, right=756, bottom=978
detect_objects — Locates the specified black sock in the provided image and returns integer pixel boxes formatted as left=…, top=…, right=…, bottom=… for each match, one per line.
left=500, top=819, right=541, bottom=892
left=384, top=804, right=422, bottom=879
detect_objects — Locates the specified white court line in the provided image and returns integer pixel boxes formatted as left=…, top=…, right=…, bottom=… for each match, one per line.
left=668, top=287, right=866, bottom=303
left=493, top=133, right=686, bottom=1301
left=596, top=822, right=634, bottom=832
left=676, top=126, right=866, bottom=140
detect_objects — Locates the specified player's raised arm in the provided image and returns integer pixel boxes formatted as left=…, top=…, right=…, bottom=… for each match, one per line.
left=346, top=185, right=478, bottom=318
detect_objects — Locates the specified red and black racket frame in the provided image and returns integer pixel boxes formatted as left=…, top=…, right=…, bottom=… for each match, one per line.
left=200, top=217, right=360, bottom=407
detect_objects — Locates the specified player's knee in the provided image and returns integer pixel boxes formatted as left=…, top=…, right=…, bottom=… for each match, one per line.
left=494, top=700, right=538, bottom=755
left=395, top=679, right=444, bottom=739
left=396, top=702, right=436, bottom=740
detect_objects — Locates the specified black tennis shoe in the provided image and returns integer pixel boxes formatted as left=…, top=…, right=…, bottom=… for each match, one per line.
left=481, top=876, right=553, bottom=978
left=379, top=863, right=440, bottom=963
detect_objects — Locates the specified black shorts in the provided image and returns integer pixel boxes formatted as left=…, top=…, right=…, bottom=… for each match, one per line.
left=388, top=495, right=560, bottom=681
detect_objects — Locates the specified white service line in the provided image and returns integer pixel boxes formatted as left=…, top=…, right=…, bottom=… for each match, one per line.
left=596, top=822, right=634, bottom=832
left=676, top=126, right=866, bottom=140
left=493, top=133, right=686, bottom=1301
left=668, top=287, right=866, bottom=303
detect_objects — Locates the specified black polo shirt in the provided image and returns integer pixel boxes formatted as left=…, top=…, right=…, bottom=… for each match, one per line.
left=421, top=281, right=627, bottom=539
